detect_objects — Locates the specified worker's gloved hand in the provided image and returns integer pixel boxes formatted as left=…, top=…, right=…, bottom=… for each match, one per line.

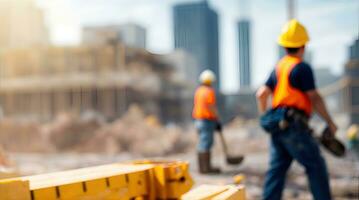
left=320, top=126, right=346, bottom=157
left=215, top=121, right=222, bottom=132
left=328, top=122, right=338, bottom=135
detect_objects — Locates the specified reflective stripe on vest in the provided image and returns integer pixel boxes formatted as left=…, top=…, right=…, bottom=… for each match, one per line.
left=272, top=56, right=312, bottom=116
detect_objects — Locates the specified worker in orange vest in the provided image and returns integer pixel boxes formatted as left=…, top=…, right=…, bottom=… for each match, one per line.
left=256, top=19, right=337, bottom=200
left=192, top=70, right=221, bottom=174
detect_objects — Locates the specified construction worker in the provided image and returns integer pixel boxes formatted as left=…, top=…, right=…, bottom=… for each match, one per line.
left=192, top=70, right=221, bottom=174
left=256, top=19, right=337, bottom=200
left=347, top=124, right=359, bottom=160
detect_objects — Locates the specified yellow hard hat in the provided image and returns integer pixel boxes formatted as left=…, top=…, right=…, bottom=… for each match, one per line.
left=278, top=19, right=310, bottom=48
left=199, top=69, right=216, bottom=85
left=347, top=124, right=359, bottom=140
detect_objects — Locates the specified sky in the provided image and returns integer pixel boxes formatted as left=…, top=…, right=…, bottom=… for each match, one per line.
left=35, top=0, right=359, bottom=93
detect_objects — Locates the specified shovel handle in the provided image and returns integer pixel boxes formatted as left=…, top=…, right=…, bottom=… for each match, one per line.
left=218, top=131, right=229, bottom=157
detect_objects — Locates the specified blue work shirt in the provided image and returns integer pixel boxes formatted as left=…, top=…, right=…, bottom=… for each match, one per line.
left=265, top=62, right=316, bottom=92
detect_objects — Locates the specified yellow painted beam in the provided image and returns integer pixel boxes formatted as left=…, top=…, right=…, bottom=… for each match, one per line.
left=181, top=185, right=229, bottom=200
left=212, top=185, right=246, bottom=200
left=181, top=185, right=246, bottom=200
left=0, top=180, right=31, bottom=200
left=132, top=160, right=194, bottom=199
left=0, top=160, right=193, bottom=200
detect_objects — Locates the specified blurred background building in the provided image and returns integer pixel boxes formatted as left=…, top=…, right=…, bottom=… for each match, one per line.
left=349, top=38, right=359, bottom=60
left=237, top=19, right=251, bottom=89
left=173, top=0, right=220, bottom=91
left=0, top=0, right=194, bottom=124
left=0, top=0, right=356, bottom=127
left=345, top=38, right=359, bottom=124
left=82, top=24, right=146, bottom=49
left=223, top=89, right=257, bottom=120
left=0, top=44, right=193, bottom=124
left=159, top=50, right=198, bottom=89
left=0, top=0, right=48, bottom=49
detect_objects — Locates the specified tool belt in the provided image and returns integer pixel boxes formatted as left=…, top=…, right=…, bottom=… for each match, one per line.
left=260, top=107, right=309, bottom=133
left=260, top=108, right=346, bottom=157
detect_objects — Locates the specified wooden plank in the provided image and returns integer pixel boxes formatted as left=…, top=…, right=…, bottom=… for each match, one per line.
left=11, top=163, right=152, bottom=189
left=181, top=185, right=229, bottom=200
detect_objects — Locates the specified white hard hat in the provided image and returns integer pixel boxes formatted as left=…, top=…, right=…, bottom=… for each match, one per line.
left=199, top=70, right=216, bottom=84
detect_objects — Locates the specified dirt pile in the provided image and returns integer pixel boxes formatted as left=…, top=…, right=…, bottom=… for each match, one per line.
left=0, top=106, right=195, bottom=156
left=0, top=145, right=12, bottom=167
left=44, top=113, right=102, bottom=151
left=78, top=105, right=195, bottom=156
left=0, top=145, right=18, bottom=179
left=0, top=119, right=53, bottom=152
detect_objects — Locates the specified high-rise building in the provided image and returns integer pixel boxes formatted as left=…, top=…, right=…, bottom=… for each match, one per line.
left=345, top=38, right=359, bottom=124
left=0, top=0, right=48, bottom=49
left=237, top=19, right=251, bottom=88
left=349, top=38, right=359, bottom=60
left=173, top=0, right=220, bottom=90
left=83, top=23, right=146, bottom=49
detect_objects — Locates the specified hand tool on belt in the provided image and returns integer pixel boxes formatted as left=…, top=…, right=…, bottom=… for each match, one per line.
left=261, top=107, right=346, bottom=157
left=284, top=109, right=346, bottom=157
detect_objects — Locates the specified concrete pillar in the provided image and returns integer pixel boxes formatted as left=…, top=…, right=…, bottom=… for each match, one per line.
left=90, top=88, right=98, bottom=112
left=6, top=92, right=14, bottom=117
left=81, top=87, right=91, bottom=113
left=49, top=91, right=55, bottom=119
left=21, top=93, right=29, bottom=117
left=64, top=89, right=70, bottom=112
left=29, top=93, right=37, bottom=119
left=103, top=88, right=115, bottom=119
left=98, top=88, right=104, bottom=115
left=36, top=92, right=42, bottom=120
left=14, top=93, right=20, bottom=117
left=72, top=88, right=81, bottom=115
left=32, top=92, right=40, bottom=120
left=116, top=87, right=127, bottom=116
left=55, top=90, right=67, bottom=114
left=0, top=93, right=3, bottom=115
left=41, top=92, right=51, bottom=121
left=39, top=92, right=45, bottom=120
left=118, top=44, right=126, bottom=70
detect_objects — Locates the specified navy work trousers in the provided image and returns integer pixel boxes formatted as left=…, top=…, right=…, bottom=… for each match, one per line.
left=263, top=122, right=331, bottom=200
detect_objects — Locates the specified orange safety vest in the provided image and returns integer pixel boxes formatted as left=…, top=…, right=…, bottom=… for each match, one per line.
left=192, top=85, right=217, bottom=120
left=272, top=56, right=312, bottom=116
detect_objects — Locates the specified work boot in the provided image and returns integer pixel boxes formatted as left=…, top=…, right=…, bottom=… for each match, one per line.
left=197, top=152, right=221, bottom=174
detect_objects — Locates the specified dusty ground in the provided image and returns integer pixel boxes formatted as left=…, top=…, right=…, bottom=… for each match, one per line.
left=7, top=150, right=358, bottom=200
left=7, top=133, right=359, bottom=199
left=1, top=112, right=358, bottom=199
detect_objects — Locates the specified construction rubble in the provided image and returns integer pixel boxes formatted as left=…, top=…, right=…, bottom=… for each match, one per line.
left=0, top=105, right=195, bottom=156
left=0, top=109, right=357, bottom=199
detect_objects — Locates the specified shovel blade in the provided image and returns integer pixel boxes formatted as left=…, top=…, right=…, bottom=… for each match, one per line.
left=226, top=156, right=244, bottom=165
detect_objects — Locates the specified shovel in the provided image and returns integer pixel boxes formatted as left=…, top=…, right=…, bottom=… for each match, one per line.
left=218, top=130, right=244, bottom=165
left=318, top=126, right=346, bottom=157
